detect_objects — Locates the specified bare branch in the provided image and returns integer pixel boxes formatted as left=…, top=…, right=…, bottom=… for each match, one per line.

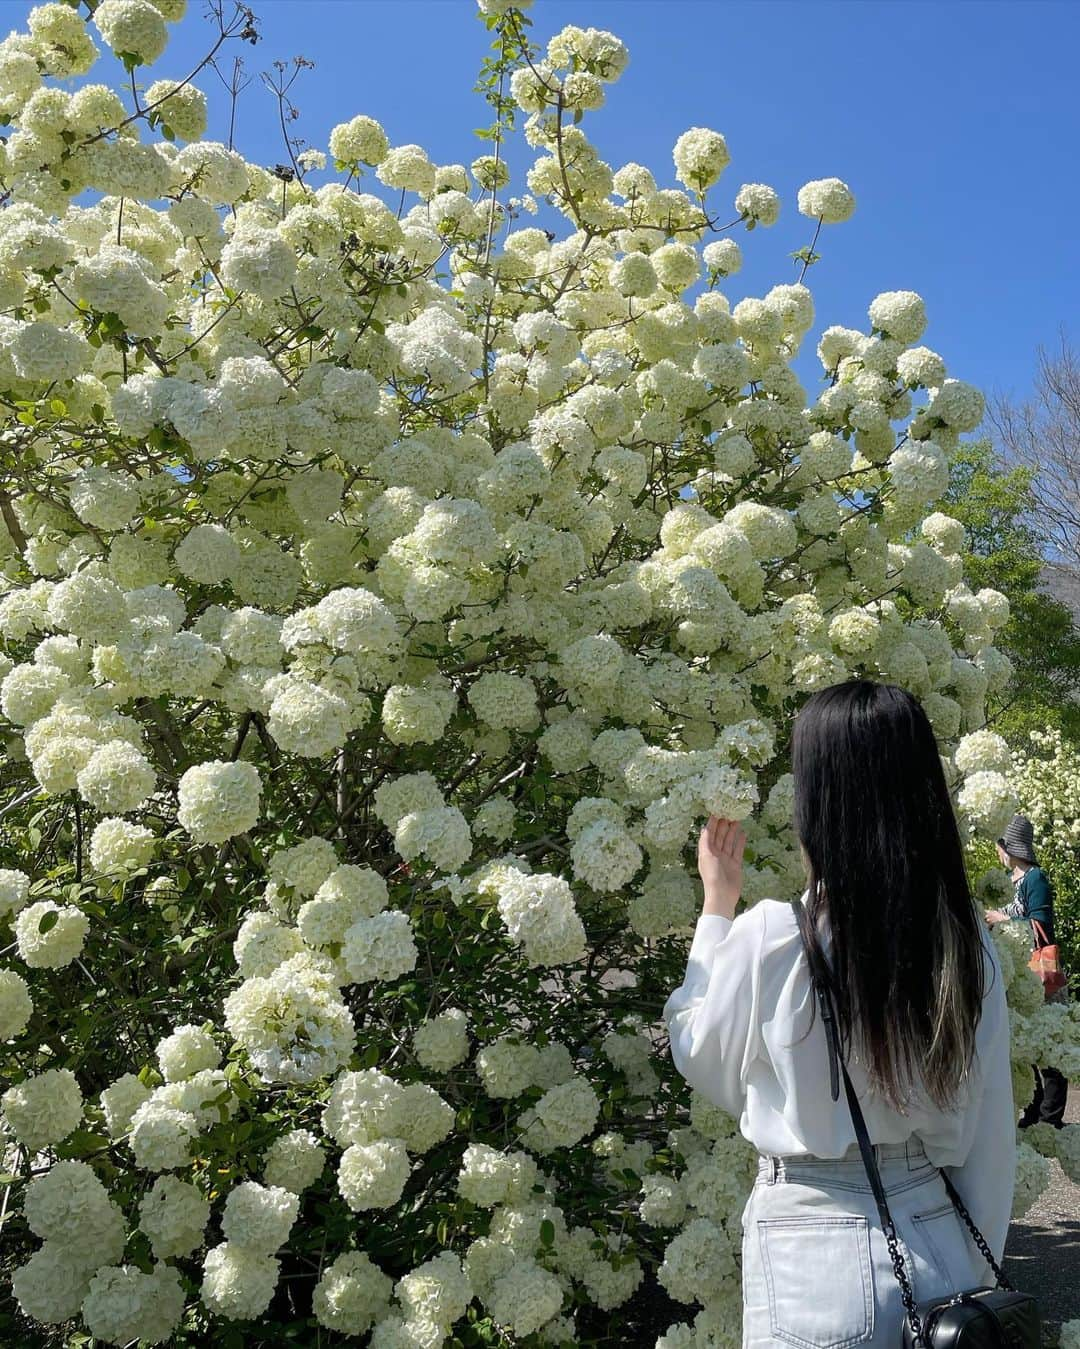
left=990, top=332, right=1080, bottom=570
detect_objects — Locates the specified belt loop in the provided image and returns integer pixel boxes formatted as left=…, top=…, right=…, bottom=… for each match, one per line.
left=769, top=1156, right=779, bottom=1184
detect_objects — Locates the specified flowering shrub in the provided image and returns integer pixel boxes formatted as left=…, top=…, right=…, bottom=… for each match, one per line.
left=1, top=2, right=1077, bottom=1345
left=1011, top=727, right=1080, bottom=978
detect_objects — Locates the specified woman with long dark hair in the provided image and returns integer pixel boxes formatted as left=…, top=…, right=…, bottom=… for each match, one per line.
left=664, top=679, right=1015, bottom=1347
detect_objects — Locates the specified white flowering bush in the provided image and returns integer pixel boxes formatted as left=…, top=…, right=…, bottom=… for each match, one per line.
left=0, top=3, right=1075, bottom=1345
left=1011, top=727, right=1080, bottom=975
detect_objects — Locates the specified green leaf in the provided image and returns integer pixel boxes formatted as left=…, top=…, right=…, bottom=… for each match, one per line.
left=539, top=1218, right=555, bottom=1247
left=57, top=1129, right=110, bottom=1158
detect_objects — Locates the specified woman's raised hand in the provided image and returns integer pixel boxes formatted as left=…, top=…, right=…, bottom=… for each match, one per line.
left=697, top=814, right=746, bottom=919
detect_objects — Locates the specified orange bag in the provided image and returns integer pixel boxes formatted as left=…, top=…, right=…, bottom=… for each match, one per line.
left=1028, top=919, right=1068, bottom=1000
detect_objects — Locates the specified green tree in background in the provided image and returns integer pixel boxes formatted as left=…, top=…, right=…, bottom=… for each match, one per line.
left=942, top=439, right=1080, bottom=741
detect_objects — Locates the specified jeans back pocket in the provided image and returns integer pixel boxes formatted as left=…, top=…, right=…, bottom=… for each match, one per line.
left=758, top=1214, right=873, bottom=1349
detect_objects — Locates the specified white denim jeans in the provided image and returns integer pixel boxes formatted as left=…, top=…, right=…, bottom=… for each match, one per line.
left=741, top=1138, right=986, bottom=1348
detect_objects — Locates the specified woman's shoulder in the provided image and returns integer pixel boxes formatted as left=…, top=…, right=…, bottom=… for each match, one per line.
left=733, top=895, right=805, bottom=954
left=1023, top=866, right=1053, bottom=899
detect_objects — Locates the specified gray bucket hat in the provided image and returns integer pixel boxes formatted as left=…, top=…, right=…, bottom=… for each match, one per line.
left=997, top=813, right=1038, bottom=865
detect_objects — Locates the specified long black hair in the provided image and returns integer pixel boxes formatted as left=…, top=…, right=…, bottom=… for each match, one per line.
left=792, top=679, right=988, bottom=1111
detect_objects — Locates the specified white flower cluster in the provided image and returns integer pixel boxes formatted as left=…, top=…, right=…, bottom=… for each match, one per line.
left=1010, top=728, right=1080, bottom=848
left=413, top=1007, right=471, bottom=1072
left=493, top=868, right=587, bottom=967
left=12, top=1160, right=188, bottom=1341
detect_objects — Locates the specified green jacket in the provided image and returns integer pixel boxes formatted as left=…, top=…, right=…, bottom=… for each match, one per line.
left=1003, top=865, right=1056, bottom=945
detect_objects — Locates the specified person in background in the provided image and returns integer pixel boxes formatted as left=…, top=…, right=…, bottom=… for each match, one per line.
left=986, top=812, right=1069, bottom=1128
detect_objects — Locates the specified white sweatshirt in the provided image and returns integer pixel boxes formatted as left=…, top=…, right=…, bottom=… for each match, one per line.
left=663, top=891, right=1016, bottom=1262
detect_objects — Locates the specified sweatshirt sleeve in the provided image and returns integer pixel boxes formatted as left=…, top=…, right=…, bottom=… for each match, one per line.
left=941, top=932, right=1016, bottom=1274
left=662, top=907, right=765, bottom=1117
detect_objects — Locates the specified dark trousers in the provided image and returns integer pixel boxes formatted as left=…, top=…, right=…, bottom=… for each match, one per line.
left=1019, top=1064, right=1069, bottom=1129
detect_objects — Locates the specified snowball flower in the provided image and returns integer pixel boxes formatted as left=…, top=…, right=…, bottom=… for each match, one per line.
left=898, top=346, right=947, bottom=389
left=395, top=1249, right=473, bottom=1332
left=268, top=835, right=338, bottom=896
left=954, top=730, right=1012, bottom=778
left=313, top=1250, right=394, bottom=1335
left=658, top=1217, right=736, bottom=1304
left=868, top=290, right=927, bottom=343
left=457, top=1143, right=538, bottom=1207
left=734, top=181, right=780, bottom=226
left=101, top=1072, right=151, bottom=1137
left=129, top=1098, right=197, bottom=1171
left=672, top=127, right=730, bottom=191
left=300, top=864, right=388, bottom=947
left=89, top=817, right=156, bottom=874
left=263, top=1129, right=326, bottom=1193
left=467, top=671, right=539, bottom=730
left=23, top=1160, right=125, bottom=1262
left=496, top=870, right=587, bottom=966
left=921, top=511, right=965, bottom=554
left=828, top=607, right=880, bottom=655
left=221, top=1181, right=299, bottom=1253
left=390, top=1082, right=455, bottom=1155
left=2, top=1067, right=83, bottom=1150
left=0, top=969, right=33, bottom=1040
left=220, top=227, right=298, bottom=302
left=223, top=953, right=355, bottom=1084
left=797, top=177, right=856, bottom=223
left=488, top=1260, right=565, bottom=1337
left=957, top=770, right=1018, bottom=839
left=94, top=0, right=167, bottom=65
left=201, top=1242, right=280, bottom=1321
left=11, top=1241, right=94, bottom=1325
left=156, top=1024, right=220, bottom=1082
left=0, top=868, right=30, bottom=919
left=174, top=524, right=240, bottom=584
left=377, top=143, right=436, bottom=195
left=330, top=114, right=389, bottom=166
left=702, top=238, right=742, bottom=277
left=138, top=1174, right=211, bottom=1259
left=268, top=678, right=350, bottom=758
left=929, top=379, right=985, bottom=432
left=69, top=466, right=140, bottom=531
left=338, top=1138, right=411, bottom=1211
left=15, top=900, right=89, bottom=969
left=413, top=1007, right=470, bottom=1072
left=519, top=1076, right=600, bottom=1152
left=144, top=78, right=207, bottom=141
left=723, top=500, right=797, bottom=559
left=81, top=1263, right=185, bottom=1345
left=322, top=1067, right=403, bottom=1146
left=76, top=739, right=156, bottom=814
left=177, top=759, right=262, bottom=844
left=571, top=819, right=642, bottom=892
left=342, top=909, right=418, bottom=984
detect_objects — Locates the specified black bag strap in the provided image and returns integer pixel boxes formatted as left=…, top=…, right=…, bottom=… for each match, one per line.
left=791, top=901, right=897, bottom=1233
left=789, top=898, right=1013, bottom=1344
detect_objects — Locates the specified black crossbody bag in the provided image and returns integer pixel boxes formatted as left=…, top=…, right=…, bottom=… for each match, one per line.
left=791, top=899, right=1040, bottom=1348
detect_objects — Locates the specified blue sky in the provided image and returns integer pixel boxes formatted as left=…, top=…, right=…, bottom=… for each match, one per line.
left=83, top=0, right=1079, bottom=409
